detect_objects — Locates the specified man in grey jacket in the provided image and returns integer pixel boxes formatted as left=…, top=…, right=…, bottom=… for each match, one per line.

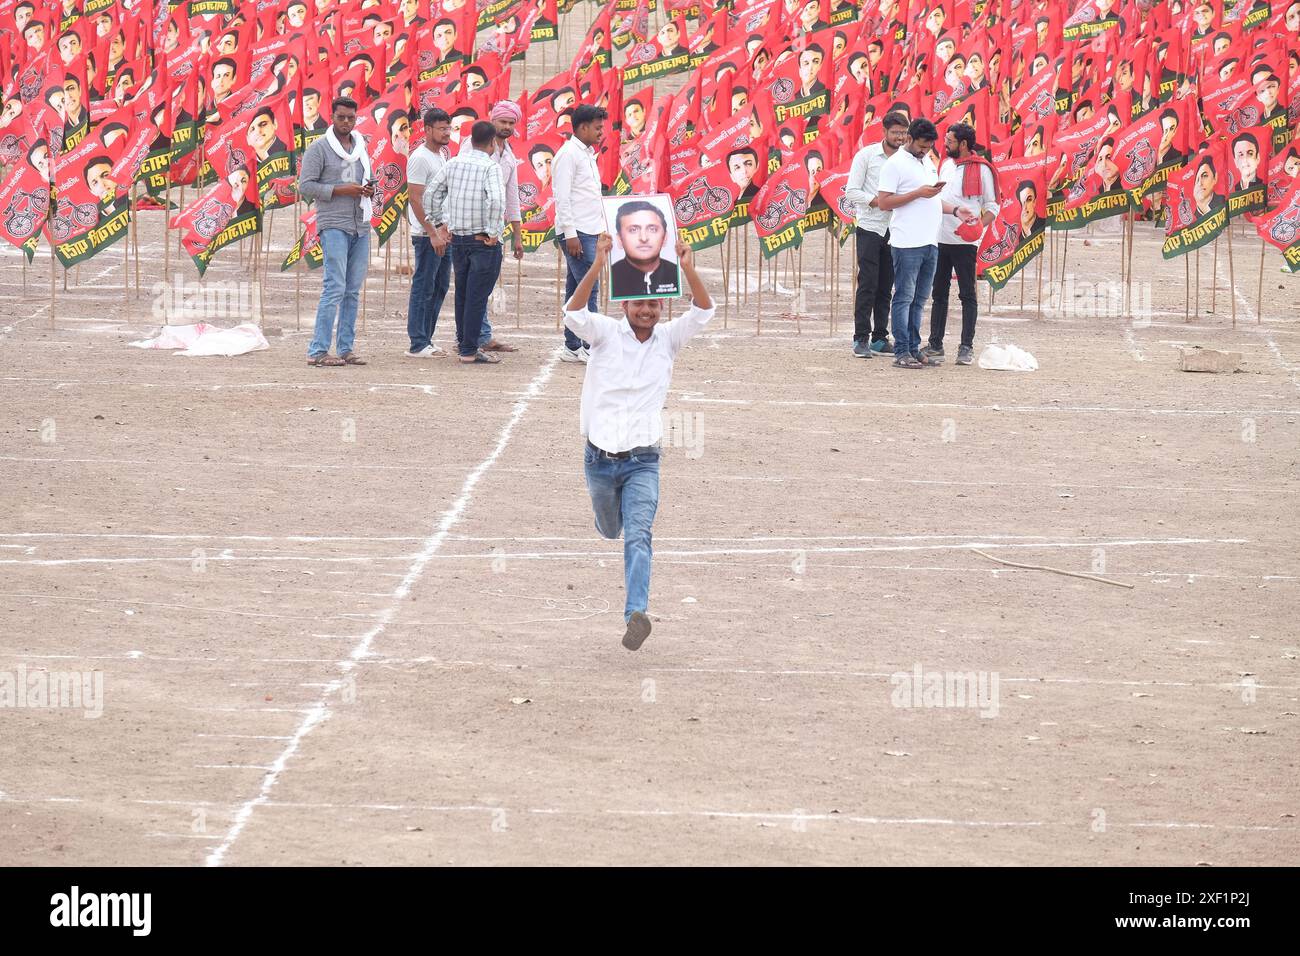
left=297, top=97, right=374, bottom=366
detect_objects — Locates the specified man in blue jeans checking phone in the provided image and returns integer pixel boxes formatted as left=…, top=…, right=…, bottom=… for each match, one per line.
left=875, top=117, right=977, bottom=369
left=563, top=233, right=715, bottom=650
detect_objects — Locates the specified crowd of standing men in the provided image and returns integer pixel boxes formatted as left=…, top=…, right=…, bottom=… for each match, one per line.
left=846, top=114, right=1000, bottom=368
left=300, top=94, right=610, bottom=367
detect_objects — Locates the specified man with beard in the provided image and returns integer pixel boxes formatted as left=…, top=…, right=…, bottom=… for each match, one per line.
left=923, top=122, right=992, bottom=367
left=845, top=111, right=909, bottom=356
left=609, top=199, right=679, bottom=298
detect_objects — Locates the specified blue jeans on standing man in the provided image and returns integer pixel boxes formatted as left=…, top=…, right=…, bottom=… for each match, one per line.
left=584, top=443, right=660, bottom=621
left=450, top=234, right=503, bottom=358
left=562, top=232, right=598, bottom=351
left=309, top=228, right=370, bottom=358
left=407, top=234, right=451, bottom=353
left=890, top=244, right=939, bottom=358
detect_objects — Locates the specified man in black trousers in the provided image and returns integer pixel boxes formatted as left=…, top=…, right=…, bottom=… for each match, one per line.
left=843, top=112, right=909, bottom=356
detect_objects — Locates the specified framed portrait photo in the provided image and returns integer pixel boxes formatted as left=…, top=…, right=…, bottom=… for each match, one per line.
left=603, top=193, right=682, bottom=301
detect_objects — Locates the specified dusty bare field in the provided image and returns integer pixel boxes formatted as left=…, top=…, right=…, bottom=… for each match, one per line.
left=0, top=205, right=1297, bottom=867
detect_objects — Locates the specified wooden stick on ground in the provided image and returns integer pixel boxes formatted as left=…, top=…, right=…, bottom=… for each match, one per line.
left=971, top=548, right=1134, bottom=589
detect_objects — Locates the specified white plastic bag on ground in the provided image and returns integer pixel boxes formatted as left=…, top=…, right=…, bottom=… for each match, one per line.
left=978, top=343, right=1038, bottom=371
left=128, top=322, right=269, bottom=357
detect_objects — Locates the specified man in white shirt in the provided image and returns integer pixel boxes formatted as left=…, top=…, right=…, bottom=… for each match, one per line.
left=553, top=104, right=609, bottom=363
left=924, top=122, right=999, bottom=367
left=404, top=107, right=451, bottom=357
left=876, top=117, right=976, bottom=369
left=843, top=111, right=909, bottom=357
left=563, top=234, right=715, bottom=650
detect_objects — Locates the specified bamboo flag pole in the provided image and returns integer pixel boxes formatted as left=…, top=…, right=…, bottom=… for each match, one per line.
left=720, top=231, right=730, bottom=329
left=1184, top=253, right=1190, bottom=323
left=756, top=251, right=764, bottom=335
left=1227, top=221, right=1237, bottom=329
left=515, top=255, right=522, bottom=329
left=382, top=241, right=391, bottom=316
left=49, top=243, right=56, bottom=329
left=123, top=223, right=131, bottom=326
left=163, top=184, right=172, bottom=325
left=1210, top=238, right=1219, bottom=313
left=1195, top=245, right=1201, bottom=317
left=1257, top=238, right=1266, bottom=323
left=131, top=193, right=140, bottom=293
left=743, top=226, right=749, bottom=304
left=1035, top=247, right=1043, bottom=320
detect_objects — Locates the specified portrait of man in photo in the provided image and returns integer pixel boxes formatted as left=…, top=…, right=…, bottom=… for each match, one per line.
left=605, top=196, right=682, bottom=301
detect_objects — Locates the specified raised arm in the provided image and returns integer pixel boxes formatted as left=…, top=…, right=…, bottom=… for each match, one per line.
left=666, top=241, right=715, bottom=352
left=562, top=232, right=617, bottom=346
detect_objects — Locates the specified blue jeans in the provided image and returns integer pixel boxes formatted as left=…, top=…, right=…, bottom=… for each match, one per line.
left=450, top=235, right=502, bottom=357
left=890, top=244, right=938, bottom=358
left=584, top=443, right=660, bottom=621
left=309, top=228, right=370, bottom=357
left=562, top=232, right=598, bottom=351
left=407, top=235, right=451, bottom=352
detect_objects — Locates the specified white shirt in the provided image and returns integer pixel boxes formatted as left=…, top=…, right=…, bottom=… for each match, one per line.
left=937, top=157, right=1000, bottom=245
left=552, top=137, right=605, bottom=239
left=563, top=302, right=716, bottom=453
left=843, top=142, right=893, bottom=236
left=406, top=143, right=448, bottom=235
left=878, top=147, right=941, bottom=248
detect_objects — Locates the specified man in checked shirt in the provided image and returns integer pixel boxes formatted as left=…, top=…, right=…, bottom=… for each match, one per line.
left=457, top=100, right=524, bottom=354
left=425, top=121, right=508, bottom=364
left=563, top=234, right=715, bottom=650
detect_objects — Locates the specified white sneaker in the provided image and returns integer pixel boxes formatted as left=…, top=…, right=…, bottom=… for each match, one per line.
left=561, top=347, right=586, bottom=363
left=579, top=347, right=590, bottom=362
left=405, top=345, right=436, bottom=358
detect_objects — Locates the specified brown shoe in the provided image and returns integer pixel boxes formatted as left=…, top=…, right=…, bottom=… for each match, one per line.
left=308, top=354, right=345, bottom=367
left=340, top=352, right=368, bottom=365
left=481, top=340, right=518, bottom=352
left=622, top=612, right=652, bottom=651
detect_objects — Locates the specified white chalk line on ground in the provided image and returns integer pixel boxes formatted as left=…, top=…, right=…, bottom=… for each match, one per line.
left=202, top=346, right=563, bottom=867
left=0, top=536, right=1254, bottom=568
left=2, top=793, right=1293, bottom=835
left=6, top=453, right=1299, bottom=490
left=3, top=648, right=1295, bottom=690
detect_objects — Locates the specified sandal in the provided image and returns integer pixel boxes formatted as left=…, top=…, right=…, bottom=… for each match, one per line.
left=481, top=340, right=518, bottom=352
left=459, top=349, right=501, bottom=364
left=308, top=354, right=345, bottom=367
left=340, top=352, right=367, bottom=365
left=893, top=355, right=924, bottom=369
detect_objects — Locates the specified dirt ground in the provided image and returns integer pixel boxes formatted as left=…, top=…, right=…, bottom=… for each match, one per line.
left=1, top=204, right=1297, bottom=867
left=2, top=11, right=1299, bottom=863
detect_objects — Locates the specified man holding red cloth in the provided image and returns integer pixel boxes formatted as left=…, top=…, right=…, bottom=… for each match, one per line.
left=924, top=123, right=999, bottom=367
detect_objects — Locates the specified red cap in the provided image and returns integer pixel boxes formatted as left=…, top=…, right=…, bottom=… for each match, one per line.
left=956, top=219, right=984, bottom=242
